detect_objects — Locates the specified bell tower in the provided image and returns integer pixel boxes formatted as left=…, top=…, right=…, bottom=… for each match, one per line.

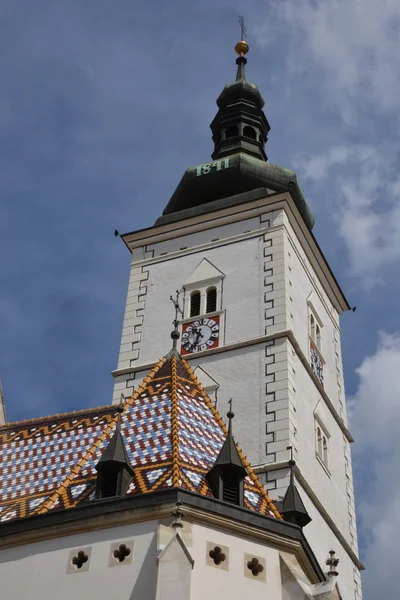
left=112, top=37, right=362, bottom=600
left=210, top=38, right=270, bottom=162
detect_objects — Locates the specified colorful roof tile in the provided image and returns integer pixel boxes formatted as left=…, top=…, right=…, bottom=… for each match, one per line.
left=0, top=352, right=281, bottom=522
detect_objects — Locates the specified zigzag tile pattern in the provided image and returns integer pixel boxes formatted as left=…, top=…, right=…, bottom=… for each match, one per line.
left=0, top=407, right=116, bottom=521
left=0, top=353, right=281, bottom=522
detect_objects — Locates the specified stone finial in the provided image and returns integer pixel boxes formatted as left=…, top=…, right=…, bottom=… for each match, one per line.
left=171, top=500, right=185, bottom=529
left=325, top=550, right=339, bottom=577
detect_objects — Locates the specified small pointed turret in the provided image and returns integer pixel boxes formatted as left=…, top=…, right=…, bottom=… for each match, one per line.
left=0, top=380, right=7, bottom=425
left=281, top=447, right=311, bottom=528
left=95, top=404, right=134, bottom=499
left=206, top=401, right=247, bottom=506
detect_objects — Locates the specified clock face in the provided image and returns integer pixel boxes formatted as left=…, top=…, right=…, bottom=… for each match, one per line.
left=181, top=316, right=220, bottom=355
left=310, top=343, right=324, bottom=388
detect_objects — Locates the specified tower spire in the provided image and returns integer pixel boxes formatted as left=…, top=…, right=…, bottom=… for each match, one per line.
left=95, top=402, right=134, bottom=499
left=209, top=26, right=269, bottom=163
left=281, top=446, right=312, bottom=528
left=0, top=380, right=6, bottom=425
left=206, top=400, right=247, bottom=506
left=235, top=16, right=249, bottom=81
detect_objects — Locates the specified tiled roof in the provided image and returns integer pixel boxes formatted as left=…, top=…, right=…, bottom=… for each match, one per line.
left=0, top=353, right=281, bottom=522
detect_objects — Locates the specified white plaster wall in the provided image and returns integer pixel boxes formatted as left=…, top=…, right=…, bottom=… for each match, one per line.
left=147, top=216, right=261, bottom=257
left=114, top=209, right=286, bottom=374
left=0, top=521, right=158, bottom=600
left=190, top=522, right=283, bottom=600
left=282, top=216, right=344, bottom=419
left=301, top=490, right=362, bottom=600
left=284, top=357, right=351, bottom=546
left=134, top=236, right=265, bottom=366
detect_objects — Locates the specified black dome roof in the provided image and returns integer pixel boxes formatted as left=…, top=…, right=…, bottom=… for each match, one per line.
left=157, top=152, right=315, bottom=230
left=217, top=79, right=265, bottom=110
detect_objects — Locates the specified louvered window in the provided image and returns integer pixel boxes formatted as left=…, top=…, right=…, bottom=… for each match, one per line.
left=206, top=287, right=217, bottom=314
left=99, top=469, right=119, bottom=498
left=222, top=475, right=239, bottom=505
left=190, top=291, right=201, bottom=317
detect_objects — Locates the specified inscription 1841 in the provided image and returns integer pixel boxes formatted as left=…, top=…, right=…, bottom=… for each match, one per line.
left=196, top=158, right=231, bottom=176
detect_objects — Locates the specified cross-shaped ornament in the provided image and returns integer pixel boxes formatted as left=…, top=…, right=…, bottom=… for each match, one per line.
left=169, top=290, right=183, bottom=349
left=239, top=15, right=247, bottom=41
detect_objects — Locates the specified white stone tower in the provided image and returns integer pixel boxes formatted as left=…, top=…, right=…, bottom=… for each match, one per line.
left=112, top=40, right=363, bottom=600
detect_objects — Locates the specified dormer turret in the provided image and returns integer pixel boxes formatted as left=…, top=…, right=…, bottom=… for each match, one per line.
left=95, top=404, right=134, bottom=499
left=206, top=402, right=247, bottom=506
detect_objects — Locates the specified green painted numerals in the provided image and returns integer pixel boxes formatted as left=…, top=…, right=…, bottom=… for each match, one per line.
left=196, top=158, right=231, bottom=177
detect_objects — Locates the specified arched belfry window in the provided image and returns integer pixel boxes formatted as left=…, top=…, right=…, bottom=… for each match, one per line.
left=190, top=291, right=201, bottom=317
left=225, top=126, right=239, bottom=139
left=243, top=125, right=257, bottom=140
left=206, top=287, right=217, bottom=314
left=182, top=259, right=225, bottom=320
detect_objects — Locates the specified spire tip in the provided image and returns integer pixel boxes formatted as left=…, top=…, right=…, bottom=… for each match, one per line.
left=235, top=16, right=249, bottom=56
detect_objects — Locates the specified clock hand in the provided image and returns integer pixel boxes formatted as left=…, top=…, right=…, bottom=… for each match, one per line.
left=194, top=328, right=203, bottom=346
left=189, top=327, right=203, bottom=351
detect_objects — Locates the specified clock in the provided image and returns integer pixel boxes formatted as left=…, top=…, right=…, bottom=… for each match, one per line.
left=310, top=342, right=324, bottom=388
left=181, top=316, right=220, bottom=355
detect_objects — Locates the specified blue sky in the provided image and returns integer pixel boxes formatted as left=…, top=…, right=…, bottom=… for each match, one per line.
left=1, top=1, right=399, bottom=597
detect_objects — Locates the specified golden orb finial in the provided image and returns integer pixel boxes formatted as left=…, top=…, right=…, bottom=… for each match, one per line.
left=235, top=40, right=249, bottom=56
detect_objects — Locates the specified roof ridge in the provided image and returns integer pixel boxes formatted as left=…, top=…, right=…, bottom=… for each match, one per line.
left=171, top=355, right=180, bottom=488
left=35, top=356, right=168, bottom=516
left=180, top=357, right=282, bottom=520
left=0, top=404, right=116, bottom=431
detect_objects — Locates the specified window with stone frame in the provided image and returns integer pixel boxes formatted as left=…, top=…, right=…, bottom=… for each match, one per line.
left=308, top=303, right=324, bottom=388
left=183, top=259, right=224, bottom=320
left=309, top=313, right=322, bottom=352
left=315, top=417, right=330, bottom=471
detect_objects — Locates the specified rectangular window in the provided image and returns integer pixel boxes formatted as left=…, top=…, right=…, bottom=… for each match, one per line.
left=308, top=304, right=324, bottom=387
left=315, top=417, right=330, bottom=472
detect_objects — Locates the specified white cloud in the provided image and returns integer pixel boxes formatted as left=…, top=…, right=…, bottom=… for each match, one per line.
left=349, top=332, right=400, bottom=598
left=252, top=0, right=400, bottom=121
left=295, top=144, right=400, bottom=286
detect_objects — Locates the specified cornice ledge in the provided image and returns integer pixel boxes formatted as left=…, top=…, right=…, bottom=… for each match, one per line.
left=182, top=504, right=320, bottom=584
left=253, top=461, right=365, bottom=572
left=285, top=330, right=354, bottom=443
left=111, top=330, right=353, bottom=443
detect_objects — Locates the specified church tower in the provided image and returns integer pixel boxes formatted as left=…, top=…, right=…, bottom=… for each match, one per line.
left=112, top=40, right=363, bottom=599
